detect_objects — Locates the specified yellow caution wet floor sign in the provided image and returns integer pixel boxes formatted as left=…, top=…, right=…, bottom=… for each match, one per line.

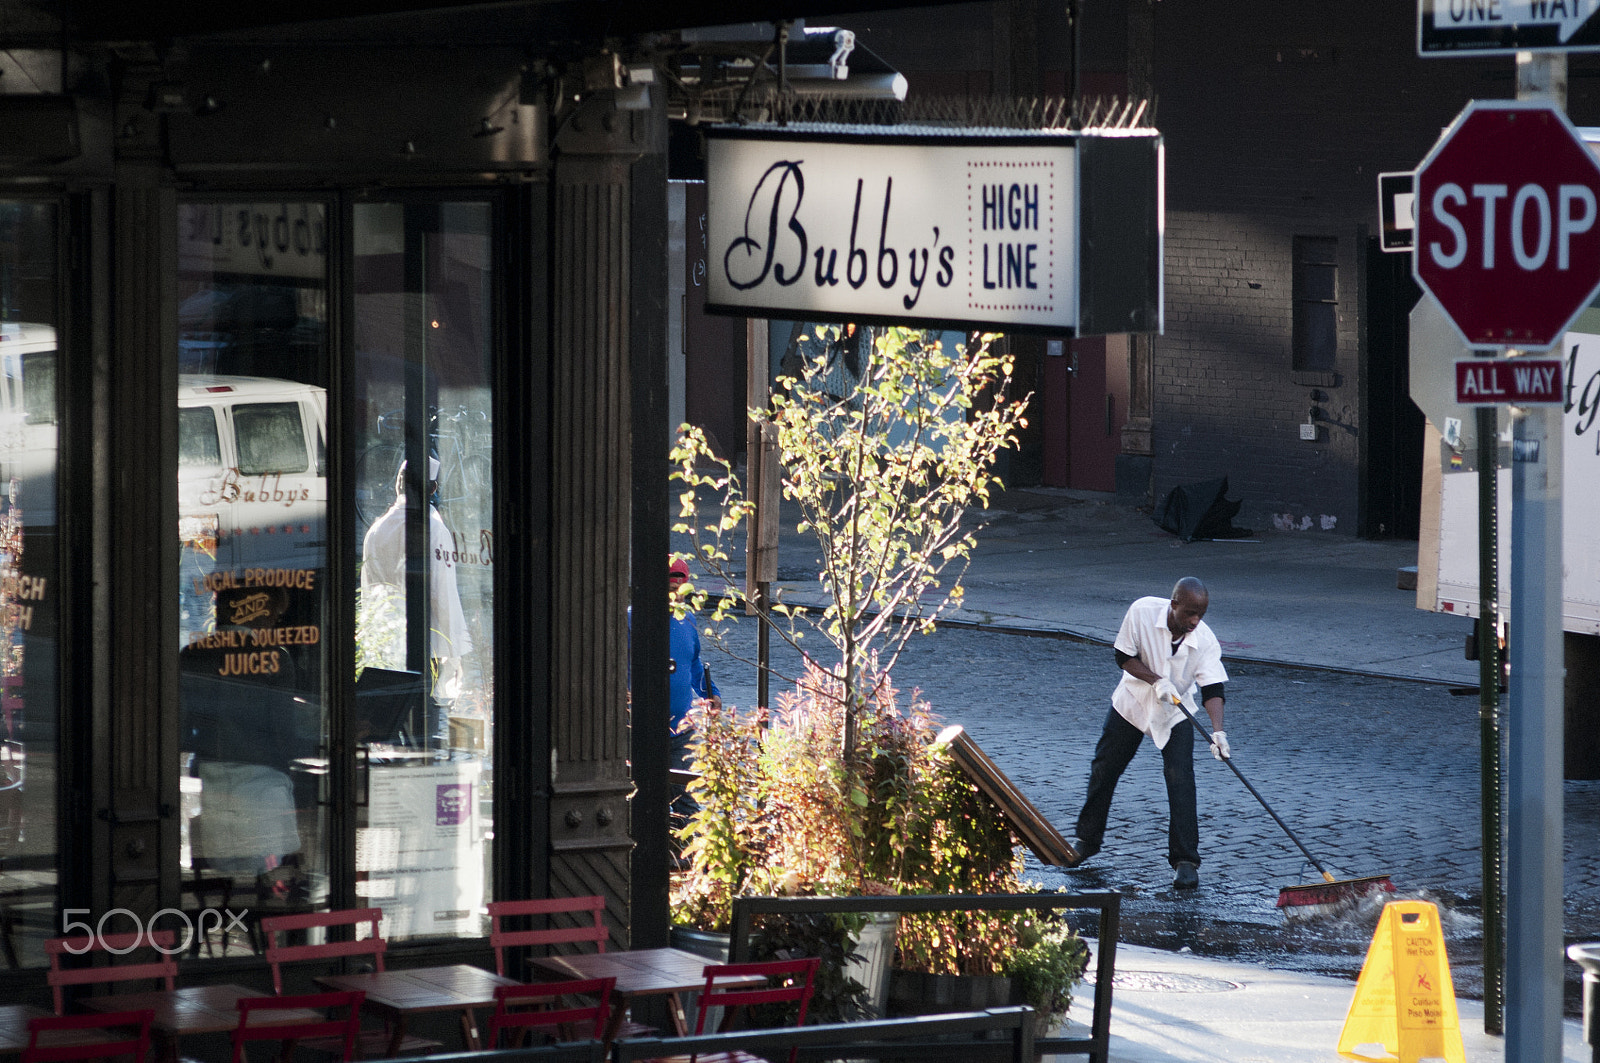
left=1338, top=900, right=1465, bottom=1063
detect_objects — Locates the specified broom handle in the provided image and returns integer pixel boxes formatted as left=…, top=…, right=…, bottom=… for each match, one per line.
left=1171, top=696, right=1336, bottom=884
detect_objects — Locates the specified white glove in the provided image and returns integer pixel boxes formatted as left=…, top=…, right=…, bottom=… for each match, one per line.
left=1153, top=677, right=1180, bottom=705
left=1210, top=730, right=1231, bottom=760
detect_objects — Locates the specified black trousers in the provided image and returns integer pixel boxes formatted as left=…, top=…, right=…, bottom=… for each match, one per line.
left=1074, top=706, right=1201, bottom=868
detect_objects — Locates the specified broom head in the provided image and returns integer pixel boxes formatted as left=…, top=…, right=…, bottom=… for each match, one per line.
left=1276, top=874, right=1396, bottom=912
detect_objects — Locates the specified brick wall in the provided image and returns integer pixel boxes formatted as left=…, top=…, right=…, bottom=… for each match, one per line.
left=835, top=1, right=1600, bottom=535
left=1150, top=0, right=1524, bottom=535
left=1157, top=212, right=1364, bottom=533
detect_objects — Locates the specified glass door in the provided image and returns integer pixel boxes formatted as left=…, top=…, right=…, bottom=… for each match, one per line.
left=172, top=195, right=498, bottom=952
left=351, top=200, right=495, bottom=941
left=175, top=201, right=332, bottom=927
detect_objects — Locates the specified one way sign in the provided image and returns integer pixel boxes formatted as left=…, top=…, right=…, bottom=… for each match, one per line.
left=1420, top=0, right=1600, bottom=55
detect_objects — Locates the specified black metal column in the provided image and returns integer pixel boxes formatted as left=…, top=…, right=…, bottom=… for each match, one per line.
left=97, top=166, right=180, bottom=923
left=548, top=78, right=669, bottom=949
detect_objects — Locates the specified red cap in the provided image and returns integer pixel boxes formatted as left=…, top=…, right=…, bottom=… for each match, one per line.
left=669, top=558, right=689, bottom=582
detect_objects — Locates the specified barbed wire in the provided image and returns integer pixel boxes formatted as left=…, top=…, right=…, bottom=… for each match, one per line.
left=677, top=90, right=1156, bottom=132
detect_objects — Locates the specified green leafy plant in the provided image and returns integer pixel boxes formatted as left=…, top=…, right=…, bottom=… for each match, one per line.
left=669, top=696, right=765, bottom=933
left=669, top=660, right=934, bottom=928
left=749, top=910, right=873, bottom=1025
left=891, top=735, right=1027, bottom=978
left=1002, top=912, right=1092, bottom=1030
left=354, top=581, right=405, bottom=683
left=669, top=667, right=1088, bottom=1014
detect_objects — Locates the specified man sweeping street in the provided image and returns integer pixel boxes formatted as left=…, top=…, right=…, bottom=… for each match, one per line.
left=1070, top=576, right=1229, bottom=889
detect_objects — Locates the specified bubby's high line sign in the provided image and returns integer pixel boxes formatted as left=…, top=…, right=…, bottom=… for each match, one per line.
left=703, top=125, right=1163, bottom=337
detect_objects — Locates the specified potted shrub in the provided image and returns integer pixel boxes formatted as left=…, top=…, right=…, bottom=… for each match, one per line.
left=669, top=661, right=936, bottom=1020
left=669, top=667, right=1090, bottom=1028
left=883, top=732, right=1090, bottom=1028
left=1003, top=917, right=1093, bottom=1036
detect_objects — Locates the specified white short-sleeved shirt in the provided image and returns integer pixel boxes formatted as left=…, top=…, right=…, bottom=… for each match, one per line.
left=360, top=496, right=474, bottom=680
left=1111, top=595, right=1229, bottom=748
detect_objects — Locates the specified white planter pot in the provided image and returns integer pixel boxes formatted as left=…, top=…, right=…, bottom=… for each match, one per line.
left=842, top=911, right=899, bottom=1019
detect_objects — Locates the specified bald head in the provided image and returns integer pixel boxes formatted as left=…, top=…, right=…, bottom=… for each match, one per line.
left=1167, top=577, right=1209, bottom=638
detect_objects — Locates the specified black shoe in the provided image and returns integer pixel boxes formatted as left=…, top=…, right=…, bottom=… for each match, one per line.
left=1067, top=840, right=1100, bottom=867
left=1173, top=861, right=1200, bottom=889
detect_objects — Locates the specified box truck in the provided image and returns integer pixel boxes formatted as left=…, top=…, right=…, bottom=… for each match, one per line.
left=1414, top=302, right=1600, bottom=777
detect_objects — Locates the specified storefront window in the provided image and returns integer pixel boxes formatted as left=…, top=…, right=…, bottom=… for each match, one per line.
left=0, top=201, right=60, bottom=968
left=352, top=201, right=494, bottom=941
left=176, top=202, right=330, bottom=927
left=171, top=199, right=494, bottom=949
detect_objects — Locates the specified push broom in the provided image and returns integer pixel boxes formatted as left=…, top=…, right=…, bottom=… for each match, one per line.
left=1169, top=695, right=1396, bottom=916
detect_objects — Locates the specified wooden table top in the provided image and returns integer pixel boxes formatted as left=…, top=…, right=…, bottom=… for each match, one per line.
left=527, top=947, right=765, bottom=999
left=0, top=1005, right=155, bottom=1060
left=315, top=963, right=521, bottom=1014
left=79, top=984, right=320, bottom=1037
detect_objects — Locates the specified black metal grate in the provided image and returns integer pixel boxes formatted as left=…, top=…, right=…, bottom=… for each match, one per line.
left=682, top=91, right=1157, bottom=132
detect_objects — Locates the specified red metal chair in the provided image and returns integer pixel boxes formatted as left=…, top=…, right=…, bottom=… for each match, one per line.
left=43, top=930, right=179, bottom=1015
left=257, top=907, right=441, bottom=1056
left=486, top=896, right=610, bottom=976
left=681, top=957, right=820, bottom=1063
left=484, top=976, right=615, bottom=1048
left=22, top=1010, right=154, bottom=1063
left=257, top=909, right=387, bottom=997
left=488, top=897, right=653, bottom=1039
left=231, top=991, right=365, bottom=1063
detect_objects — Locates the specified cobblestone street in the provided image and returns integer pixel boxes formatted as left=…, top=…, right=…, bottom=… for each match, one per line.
left=673, top=485, right=1600, bottom=1016
left=705, top=617, right=1600, bottom=1013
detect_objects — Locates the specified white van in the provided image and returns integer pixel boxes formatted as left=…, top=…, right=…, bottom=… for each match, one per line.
left=0, top=327, right=329, bottom=646
left=0, top=323, right=62, bottom=527
left=178, top=375, right=327, bottom=648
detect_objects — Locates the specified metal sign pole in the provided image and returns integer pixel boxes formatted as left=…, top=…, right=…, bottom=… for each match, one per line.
left=1506, top=396, right=1565, bottom=1062
left=1507, top=50, right=1568, bottom=1063
left=745, top=318, right=776, bottom=713
left=1476, top=401, right=1504, bottom=1035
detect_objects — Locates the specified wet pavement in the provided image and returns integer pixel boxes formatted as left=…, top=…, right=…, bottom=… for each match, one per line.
left=682, top=484, right=1600, bottom=1030
left=1055, top=939, right=1588, bottom=1062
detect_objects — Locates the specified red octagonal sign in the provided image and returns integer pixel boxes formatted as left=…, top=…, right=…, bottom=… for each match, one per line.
left=1414, top=99, right=1600, bottom=350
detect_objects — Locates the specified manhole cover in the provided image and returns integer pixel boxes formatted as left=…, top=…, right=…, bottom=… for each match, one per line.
left=1085, top=970, right=1242, bottom=993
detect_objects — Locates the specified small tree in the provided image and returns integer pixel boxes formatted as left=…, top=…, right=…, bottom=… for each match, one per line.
left=669, top=344, right=1079, bottom=1008
left=670, top=325, right=1029, bottom=762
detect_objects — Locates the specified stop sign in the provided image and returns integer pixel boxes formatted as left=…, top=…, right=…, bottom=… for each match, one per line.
left=1413, top=99, right=1600, bottom=350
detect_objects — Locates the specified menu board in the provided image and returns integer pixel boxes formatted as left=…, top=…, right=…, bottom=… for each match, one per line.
left=361, top=760, right=484, bottom=938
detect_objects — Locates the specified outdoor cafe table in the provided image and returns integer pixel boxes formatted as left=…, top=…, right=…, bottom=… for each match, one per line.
left=315, top=963, right=521, bottom=1055
left=0, top=1004, right=154, bottom=1061
left=526, top=947, right=766, bottom=1044
left=80, top=984, right=322, bottom=1063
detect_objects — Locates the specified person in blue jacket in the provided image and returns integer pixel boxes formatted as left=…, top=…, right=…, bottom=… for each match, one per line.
left=668, top=557, right=719, bottom=824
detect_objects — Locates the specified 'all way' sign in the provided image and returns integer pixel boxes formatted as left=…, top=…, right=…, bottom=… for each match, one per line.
left=1454, top=358, right=1565, bottom=404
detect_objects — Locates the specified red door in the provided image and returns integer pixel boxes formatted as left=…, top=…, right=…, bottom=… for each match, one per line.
left=1065, top=335, right=1129, bottom=492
